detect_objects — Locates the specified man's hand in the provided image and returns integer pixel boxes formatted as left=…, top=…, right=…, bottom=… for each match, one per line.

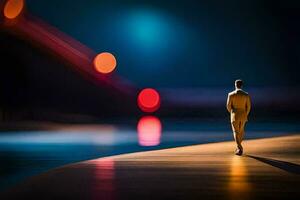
left=226, top=94, right=232, bottom=113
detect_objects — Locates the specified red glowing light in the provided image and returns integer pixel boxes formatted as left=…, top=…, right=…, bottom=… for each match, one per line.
left=137, top=116, right=162, bottom=146
left=92, top=158, right=115, bottom=199
left=137, top=88, right=160, bottom=113
left=94, top=158, right=115, bottom=180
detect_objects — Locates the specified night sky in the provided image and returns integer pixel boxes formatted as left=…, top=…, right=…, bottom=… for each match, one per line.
left=25, top=0, right=300, bottom=88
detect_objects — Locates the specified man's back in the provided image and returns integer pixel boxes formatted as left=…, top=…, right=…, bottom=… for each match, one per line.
left=227, top=89, right=251, bottom=122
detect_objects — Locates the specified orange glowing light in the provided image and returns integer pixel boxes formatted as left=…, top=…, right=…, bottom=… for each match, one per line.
left=137, top=116, right=162, bottom=146
left=3, top=0, right=24, bottom=19
left=137, top=88, right=160, bottom=113
left=93, top=52, right=117, bottom=74
left=228, top=156, right=251, bottom=198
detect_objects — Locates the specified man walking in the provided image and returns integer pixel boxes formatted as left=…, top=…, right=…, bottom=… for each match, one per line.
left=226, top=80, right=251, bottom=155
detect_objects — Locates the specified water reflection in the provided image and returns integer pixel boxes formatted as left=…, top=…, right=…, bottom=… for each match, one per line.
left=228, top=156, right=251, bottom=199
left=137, top=116, right=162, bottom=146
left=92, top=158, right=115, bottom=200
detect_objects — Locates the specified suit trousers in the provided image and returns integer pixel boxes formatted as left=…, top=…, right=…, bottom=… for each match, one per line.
left=231, top=120, right=246, bottom=150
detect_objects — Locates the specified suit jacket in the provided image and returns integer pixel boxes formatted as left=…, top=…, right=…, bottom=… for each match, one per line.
left=226, top=89, right=251, bottom=122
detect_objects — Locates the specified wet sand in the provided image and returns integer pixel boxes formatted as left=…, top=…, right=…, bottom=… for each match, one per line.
left=1, top=135, right=300, bottom=199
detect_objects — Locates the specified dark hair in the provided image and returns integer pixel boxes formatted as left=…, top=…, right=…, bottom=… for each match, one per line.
left=235, top=79, right=243, bottom=88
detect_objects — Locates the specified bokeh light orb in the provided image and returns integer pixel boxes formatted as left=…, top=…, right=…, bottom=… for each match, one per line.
left=3, top=0, right=24, bottom=19
left=94, top=52, right=117, bottom=74
left=137, top=88, right=160, bottom=113
left=137, top=116, right=162, bottom=146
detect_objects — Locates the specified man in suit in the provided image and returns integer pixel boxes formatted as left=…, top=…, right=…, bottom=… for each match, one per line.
left=226, top=79, right=251, bottom=155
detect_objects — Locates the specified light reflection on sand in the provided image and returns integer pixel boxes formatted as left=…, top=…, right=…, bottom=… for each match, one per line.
left=228, top=156, right=252, bottom=199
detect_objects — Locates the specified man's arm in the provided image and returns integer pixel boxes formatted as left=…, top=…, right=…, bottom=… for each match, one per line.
left=226, top=94, right=232, bottom=113
left=246, top=95, right=251, bottom=115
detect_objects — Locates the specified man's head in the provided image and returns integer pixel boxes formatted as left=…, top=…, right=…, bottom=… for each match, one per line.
left=235, top=79, right=243, bottom=89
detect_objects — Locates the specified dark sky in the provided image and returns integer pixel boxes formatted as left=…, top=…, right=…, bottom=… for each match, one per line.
left=26, top=0, right=300, bottom=88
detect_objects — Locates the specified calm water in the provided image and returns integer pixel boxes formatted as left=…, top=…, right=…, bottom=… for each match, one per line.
left=0, top=119, right=299, bottom=191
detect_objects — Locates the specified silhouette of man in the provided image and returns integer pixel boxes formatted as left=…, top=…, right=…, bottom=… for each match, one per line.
left=226, top=79, right=251, bottom=155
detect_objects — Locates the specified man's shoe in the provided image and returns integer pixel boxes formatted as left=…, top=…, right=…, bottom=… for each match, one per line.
left=235, top=149, right=243, bottom=156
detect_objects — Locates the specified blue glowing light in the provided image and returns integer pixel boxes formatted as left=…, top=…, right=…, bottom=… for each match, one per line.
left=122, top=8, right=178, bottom=53
left=127, top=10, right=169, bottom=48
